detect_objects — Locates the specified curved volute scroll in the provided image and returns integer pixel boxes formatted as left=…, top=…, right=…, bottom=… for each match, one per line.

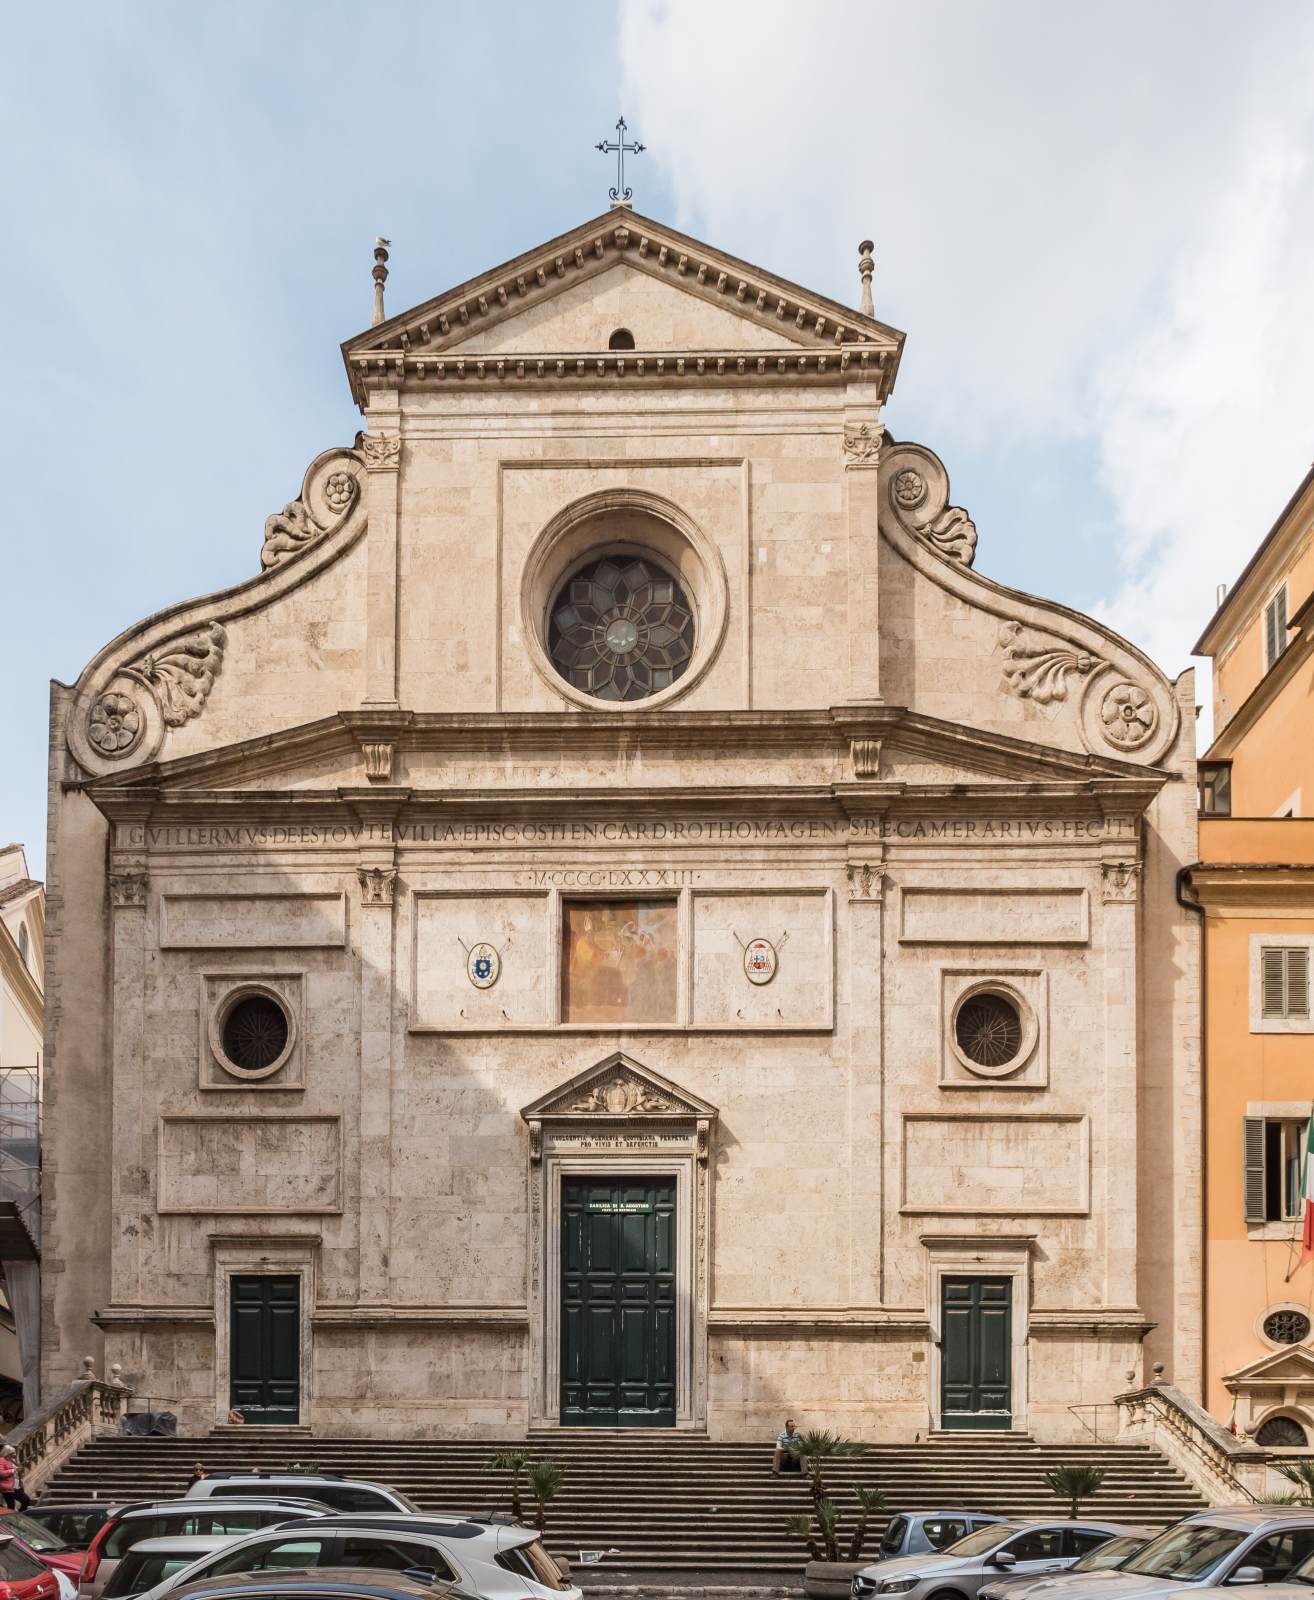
left=878, top=437, right=1180, bottom=766
left=68, top=444, right=366, bottom=777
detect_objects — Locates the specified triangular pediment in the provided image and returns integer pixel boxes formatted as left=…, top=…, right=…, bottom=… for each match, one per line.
left=343, top=209, right=904, bottom=403
left=521, top=1052, right=717, bottom=1124
left=1225, top=1344, right=1314, bottom=1386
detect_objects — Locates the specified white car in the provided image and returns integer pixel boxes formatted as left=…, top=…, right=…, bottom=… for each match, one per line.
left=136, top=1514, right=578, bottom=1600
left=103, top=1538, right=245, bottom=1600
left=184, top=1478, right=416, bottom=1516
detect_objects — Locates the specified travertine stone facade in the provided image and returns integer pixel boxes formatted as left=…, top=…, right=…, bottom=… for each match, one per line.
left=43, top=210, right=1201, bottom=1438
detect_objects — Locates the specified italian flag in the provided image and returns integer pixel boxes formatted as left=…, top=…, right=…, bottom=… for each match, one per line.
left=1301, top=1111, right=1314, bottom=1265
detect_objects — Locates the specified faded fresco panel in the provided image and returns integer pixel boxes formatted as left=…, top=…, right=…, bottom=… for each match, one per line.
left=562, top=900, right=678, bottom=1023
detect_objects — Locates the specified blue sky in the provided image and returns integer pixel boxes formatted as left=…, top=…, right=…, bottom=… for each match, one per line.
left=4, top=1, right=1314, bottom=874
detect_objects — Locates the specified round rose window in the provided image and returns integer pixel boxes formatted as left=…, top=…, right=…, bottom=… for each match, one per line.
left=221, top=994, right=290, bottom=1074
left=548, top=555, right=695, bottom=702
left=1265, top=1309, right=1312, bottom=1345
left=955, top=993, right=1024, bottom=1069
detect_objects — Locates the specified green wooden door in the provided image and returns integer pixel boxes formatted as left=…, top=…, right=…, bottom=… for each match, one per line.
left=941, top=1276, right=1012, bottom=1430
left=561, top=1176, right=676, bottom=1426
left=229, top=1274, right=300, bottom=1425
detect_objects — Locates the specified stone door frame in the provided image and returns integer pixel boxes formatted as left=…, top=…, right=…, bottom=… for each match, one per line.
left=923, top=1233, right=1034, bottom=1433
left=211, top=1234, right=318, bottom=1431
left=522, top=1053, right=715, bottom=1432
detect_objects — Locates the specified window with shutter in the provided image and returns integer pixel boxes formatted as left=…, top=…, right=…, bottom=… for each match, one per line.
left=1265, top=586, right=1290, bottom=671
left=1245, top=1116, right=1267, bottom=1223
left=1263, top=948, right=1311, bottom=1019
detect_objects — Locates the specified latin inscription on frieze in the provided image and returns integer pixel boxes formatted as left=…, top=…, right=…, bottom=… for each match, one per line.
left=117, top=815, right=1135, bottom=852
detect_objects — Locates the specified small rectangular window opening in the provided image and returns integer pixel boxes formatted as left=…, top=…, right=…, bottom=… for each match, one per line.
left=1263, top=947, right=1312, bottom=1019
left=1265, top=585, right=1290, bottom=672
left=1199, top=762, right=1232, bottom=816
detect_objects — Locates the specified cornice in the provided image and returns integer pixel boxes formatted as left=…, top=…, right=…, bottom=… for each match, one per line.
left=707, top=1308, right=929, bottom=1335
left=1204, top=620, right=1314, bottom=761
left=1195, top=461, right=1314, bottom=657
left=342, top=208, right=904, bottom=408
left=1186, top=863, right=1314, bottom=909
left=0, top=929, right=42, bottom=1037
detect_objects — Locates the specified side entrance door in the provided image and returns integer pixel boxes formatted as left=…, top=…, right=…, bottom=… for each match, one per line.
left=940, top=1275, right=1012, bottom=1430
left=229, top=1273, right=300, bottom=1425
left=561, top=1175, right=675, bottom=1426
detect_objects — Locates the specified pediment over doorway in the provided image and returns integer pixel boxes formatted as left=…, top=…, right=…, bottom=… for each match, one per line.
left=1224, top=1343, right=1314, bottom=1387
left=520, top=1053, right=717, bottom=1165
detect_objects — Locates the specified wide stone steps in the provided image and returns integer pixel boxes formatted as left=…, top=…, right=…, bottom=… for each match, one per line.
left=40, top=1435, right=1207, bottom=1572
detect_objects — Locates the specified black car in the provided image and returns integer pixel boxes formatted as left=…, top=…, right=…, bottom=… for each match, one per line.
left=169, top=1572, right=468, bottom=1600
left=22, top=1506, right=121, bottom=1551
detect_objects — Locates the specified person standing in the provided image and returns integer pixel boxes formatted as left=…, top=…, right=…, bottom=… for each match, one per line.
left=0, top=1445, right=26, bottom=1509
left=187, top=1462, right=206, bottom=1489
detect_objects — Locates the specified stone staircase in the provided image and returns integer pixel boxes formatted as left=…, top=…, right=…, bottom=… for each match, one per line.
left=39, top=1432, right=1208, bottom=1574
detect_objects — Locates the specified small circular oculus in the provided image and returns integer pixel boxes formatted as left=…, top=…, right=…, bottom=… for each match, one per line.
left=1264, top=1309, right=1312, bottom=1346
left=954, top=992, right=1024, bottom=1070
left=548, top=554, right=695, bottom=703
left=219, top=992, right=291, bottom=1077
left=467, top=942, right=501, bottom=990
left=743, top=938, right=778, bottom=986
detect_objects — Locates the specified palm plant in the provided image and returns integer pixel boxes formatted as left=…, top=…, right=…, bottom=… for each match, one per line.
left=1043, top=1464, right=1106, bottom=1518
left=1274, top=1461, right=1314, bottom=1505
left=485, top=1447, right=534, bottom=1523
left=528, top=1458, right=564, bottom=1536
left=783, top=1430, right=877, bottom=1563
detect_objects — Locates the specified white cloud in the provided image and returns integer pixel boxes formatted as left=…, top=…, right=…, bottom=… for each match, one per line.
left=618, top=0, right=1314, bottom=688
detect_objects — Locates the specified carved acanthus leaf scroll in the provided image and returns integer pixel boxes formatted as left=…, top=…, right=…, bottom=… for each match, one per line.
left=880, top=443, right=978, bottom=567
left=998, top=621, right=1105, bottom=706
left=261, top=465, right=361, bottom=569
left=564, top=1075, right=678, bottom=1117
left=121, top=622, right=227, bottom=727
left=922, top=504, right=977, bottom=564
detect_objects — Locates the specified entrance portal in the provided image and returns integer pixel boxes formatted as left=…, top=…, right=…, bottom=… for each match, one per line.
left=228, top=1273, right=300, bottom=1424
left=940, top=1275, right=1012, bottom=1429
left=560, top=1176, right=676, bottom=1426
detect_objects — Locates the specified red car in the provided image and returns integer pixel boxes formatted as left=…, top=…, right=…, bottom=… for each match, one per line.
left=0, top=1533, right=64, bottom=1600
left=0, top=1516, right=85, bottom=1580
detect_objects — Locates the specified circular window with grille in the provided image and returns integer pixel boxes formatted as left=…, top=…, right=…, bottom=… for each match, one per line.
left=548, top=554, right=695, bottom=703
left=210, top=986, right=296, bottom=1081
left=1264, top=1308, right=1312, bottom=1346
left=949, top=984, right=1034, bottom=1079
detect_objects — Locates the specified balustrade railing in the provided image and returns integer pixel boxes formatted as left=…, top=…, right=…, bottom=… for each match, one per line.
left=1116, top=1383, right=1266, bottom=1504
left=4, top=1369, right=131, bottom=1495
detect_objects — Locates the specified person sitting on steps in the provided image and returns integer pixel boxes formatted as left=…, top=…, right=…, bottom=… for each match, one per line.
left=771, top=1416, right=804, bottom=1476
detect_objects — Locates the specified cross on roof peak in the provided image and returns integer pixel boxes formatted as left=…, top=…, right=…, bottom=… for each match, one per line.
left=596, top=116, right=645, bottom=208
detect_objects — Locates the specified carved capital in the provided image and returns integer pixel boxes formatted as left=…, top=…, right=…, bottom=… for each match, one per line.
left=357, top=865, right=397, bottom=907
left=1101, top=860, right=1142, bottom=904
left=109, top=871, right=148, bottom=909
left=528, top=1120, right=543, bottom=1165
left=850, top=737, right=881, bottom=779
left=361, top=434, right=402, bottom=472
left=842, top=422, right=883, bottom=465
left=846, top=863, right=882, bottom=903
left=362, top=741, right=394, bottom=783
left=696, top=1119, right=711, bottom=1167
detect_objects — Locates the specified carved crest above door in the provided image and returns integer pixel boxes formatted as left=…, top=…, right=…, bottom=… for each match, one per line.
left=520, top=1051, right=717, bottom=1164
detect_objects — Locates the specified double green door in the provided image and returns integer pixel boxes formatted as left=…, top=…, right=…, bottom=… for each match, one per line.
left=229, top=1274, right=300, bottom=1425
left=561, top=1176, right=676, bottom=1426
left=941, top=1276, right=1012, bottom=1429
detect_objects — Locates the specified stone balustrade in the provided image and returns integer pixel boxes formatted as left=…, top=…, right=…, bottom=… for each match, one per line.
left=3, top=1360, right=132, bottom=1496
left=1116, top=1382, right=1269, bottom=1503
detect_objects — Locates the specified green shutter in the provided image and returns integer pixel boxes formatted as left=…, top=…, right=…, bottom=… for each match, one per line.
left=1244, top=1117, right=1267, bottom=1224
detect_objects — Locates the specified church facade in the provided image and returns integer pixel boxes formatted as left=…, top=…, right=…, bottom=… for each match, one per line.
left=43, top=210, right=1200, bottom=1440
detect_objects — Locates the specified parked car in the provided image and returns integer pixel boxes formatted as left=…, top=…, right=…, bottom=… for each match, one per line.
left=184, top=1479, right=417, bottom=1517
left=166, top=1573, right=459, bottom=1600
left=79, top=1501, right=333, bottom=1600
left=1210, top=1532, right=1314, bottom=1600
left=1019, top=1508, right=1314, bottom=1600
left=103, top=1541, right=244, bottom=1600
left=878, top=1516, right=1007, bottom=1562
left=851, top=1520, right=1136, bottom=1600
left=0, top=1512, right=95, bottom=1578
left=0, top=1533, right=68, bottom=1600
left=138, top=1514, right=577, bottom=1600
left=17, top=1509, right=120, bottom=1556
left=979, top=1530, right=1162, bottom=1600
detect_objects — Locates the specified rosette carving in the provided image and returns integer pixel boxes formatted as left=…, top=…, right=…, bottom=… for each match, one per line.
left=999, top=621, right=1105, bottom=705
left=879, top=441, right=978, bottom=566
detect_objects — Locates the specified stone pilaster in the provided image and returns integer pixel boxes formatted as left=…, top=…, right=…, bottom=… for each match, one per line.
left=108, top=857, right=149, bottom=1308
left=1101, top=844, right=1142, bottom=1306
left=846, top=850, right=886, bottom=1303
left=361, top=402, right=402, bottom=709
left=843, top=399, right=884, bottom=703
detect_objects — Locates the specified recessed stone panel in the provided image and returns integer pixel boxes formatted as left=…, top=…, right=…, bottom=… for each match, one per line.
left=413, top=893, right=548, bottom=1028
left=160, top=893, right=347, bottom=949
left=899, top=886, right=1088, bottom=945
left=691, top=890, right=832, bottom=1028
left=901, top=1114, right=1089, bottom=1215
left=158, top=1115, right=341, bottom=1213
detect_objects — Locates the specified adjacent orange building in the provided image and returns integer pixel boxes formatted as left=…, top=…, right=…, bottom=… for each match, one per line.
left=1191, top=463, right=1314, bottom=1444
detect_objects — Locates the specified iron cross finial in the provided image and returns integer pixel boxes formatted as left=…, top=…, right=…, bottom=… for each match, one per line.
left=596, top=116, right=645, bottom=204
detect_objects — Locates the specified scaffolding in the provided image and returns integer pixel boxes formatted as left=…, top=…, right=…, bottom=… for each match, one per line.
left=0, top=1066, right=39, bottom=1257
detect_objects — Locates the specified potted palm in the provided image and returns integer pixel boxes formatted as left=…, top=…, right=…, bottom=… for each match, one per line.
left=484, top=1448, right=533, bottom=1523
left=783, top=1430, right=886, bottom=1598
left=1042, top=1464, right=1105, bottom=1518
